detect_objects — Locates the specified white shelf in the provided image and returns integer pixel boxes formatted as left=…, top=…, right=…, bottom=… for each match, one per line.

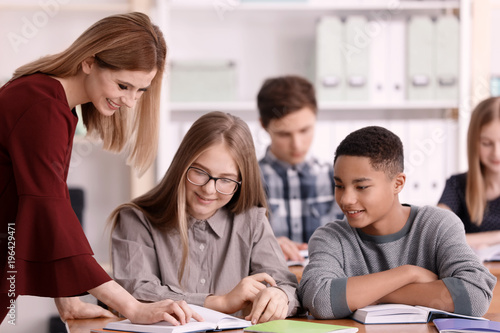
left=0, top=3, right=129, bottom=12
left=159, top=0, right=469, bottom=178
left=169, top=100, right=459, bottom=113
left=172, top=1, right=460, bottom=11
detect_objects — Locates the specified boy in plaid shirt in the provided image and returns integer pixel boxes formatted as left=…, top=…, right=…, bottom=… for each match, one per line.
left=257, top=75, right=341, bottom=262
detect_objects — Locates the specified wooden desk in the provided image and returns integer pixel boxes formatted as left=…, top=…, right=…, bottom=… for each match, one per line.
left=288, top=264, right=304, bottom=282
left=485, top=262, right=500, bottom=277
left=67, top=263, right=500, bottom=333
left=67, top=314, right=500, bottom=333
left=66, top=317, right=432, bottom=333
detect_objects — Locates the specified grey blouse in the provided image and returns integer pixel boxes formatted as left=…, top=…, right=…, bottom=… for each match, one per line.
left=111, top=206, right=300, bottom=317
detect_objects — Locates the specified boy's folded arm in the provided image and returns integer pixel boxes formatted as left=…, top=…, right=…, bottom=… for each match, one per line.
left=376, top=280, right=454, bottom=312
left=345, top=265, right=438, bottom=312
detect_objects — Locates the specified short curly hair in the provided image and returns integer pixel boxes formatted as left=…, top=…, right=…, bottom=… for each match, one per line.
left=334, top=126, right=404, bottom=179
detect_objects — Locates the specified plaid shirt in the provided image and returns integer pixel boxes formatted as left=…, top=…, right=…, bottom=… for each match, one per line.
left=259, top=147, right=342, bottom=243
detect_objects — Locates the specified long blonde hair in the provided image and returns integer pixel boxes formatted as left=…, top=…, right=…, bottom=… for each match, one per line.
left=110, top=111, right=268, bottom=282
left=11, top=12, right=167, bottom=174
left=466, top=97, right=500, bottom=225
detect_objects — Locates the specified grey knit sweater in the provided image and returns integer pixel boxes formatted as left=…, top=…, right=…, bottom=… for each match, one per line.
left=299, top=205, right=496, bottom=319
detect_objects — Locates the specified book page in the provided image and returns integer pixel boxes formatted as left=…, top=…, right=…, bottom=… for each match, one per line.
left=105, top=319, right=217, bottom=333
left=188, top=305, right=251, bottom=329
left=105, top=305, right=251, bottom=333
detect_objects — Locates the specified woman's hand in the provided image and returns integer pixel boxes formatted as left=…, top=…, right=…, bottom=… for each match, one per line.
left=88, top=280, right=203, bottom=326
left=204, top=273, right=276, bottom=314
left=54, top=297, right=116, bottom=322
left=245, top=287, right=289, bottom=324
left=127, top=299, right=204, bottom=325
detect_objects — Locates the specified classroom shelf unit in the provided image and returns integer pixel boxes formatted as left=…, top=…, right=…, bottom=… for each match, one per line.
left=157, top=0, right=472, bottom=207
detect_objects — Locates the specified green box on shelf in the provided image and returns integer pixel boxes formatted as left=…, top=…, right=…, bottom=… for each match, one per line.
left=170, top=60, right=237, bottom=102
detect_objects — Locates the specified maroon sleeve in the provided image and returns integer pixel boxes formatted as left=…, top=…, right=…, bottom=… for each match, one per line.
left=2, top=93, right=110, bottom=297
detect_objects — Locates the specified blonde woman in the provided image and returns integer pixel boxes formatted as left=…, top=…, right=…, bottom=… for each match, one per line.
left=111, top=112, right=300, bottom=324
left=438, top=97, right=500, bottom=249
left=0, top=12, right=200, bottom=325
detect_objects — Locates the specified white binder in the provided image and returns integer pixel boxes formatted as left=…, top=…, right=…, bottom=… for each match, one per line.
left=407, top=16, right=435, bottom=100
left=311, top=120, right=335, bottom=164
left=435, top=15, right=460, bottom=101
left=332, top=120, right=356, bottom=154
left=316, top=16, right=344, bottom=101
left=247, top=121, right=269, bottom=161
left=344, top=15, right=370, bottom=101
left=444, top=119, right=459, bottom=180
left=369, top=17, right=389, bottom=102
left=406, top=119, right=429, bottom=206
left=387, top=17, right=406, bottom=102
left=388, top=119, right=411, bottom=204
left=424, top=119, right=448, bottom=205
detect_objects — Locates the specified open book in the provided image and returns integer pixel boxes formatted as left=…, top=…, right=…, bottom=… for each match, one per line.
left=286, top=250, right=309, bottom=267
left=351, top=304, right=487, bottom=324
left=103, top=304, right=251, bottom=333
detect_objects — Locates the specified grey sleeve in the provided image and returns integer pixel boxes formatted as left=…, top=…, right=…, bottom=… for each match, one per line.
left=433, top=210, right=497, bottom=316
left=111, top=208, right=209, bottom=306
left=298, top=226, right=351, bottom=319
left=248, top=208, right=301, bottom=317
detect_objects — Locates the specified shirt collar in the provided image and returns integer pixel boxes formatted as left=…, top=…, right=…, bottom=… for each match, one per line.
left=188, top=207, right=229, bottom=238
left=264, top=146, right=309, bottom=173
left=357, top=204, right=416, bottom=243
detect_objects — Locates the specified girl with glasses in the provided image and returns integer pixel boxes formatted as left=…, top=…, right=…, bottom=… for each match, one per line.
left=110, top=111, right=300, bottom=324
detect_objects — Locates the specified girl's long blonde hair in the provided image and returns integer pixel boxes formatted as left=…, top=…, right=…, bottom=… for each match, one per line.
left=466, top=97, right=500, bottom=225
left=110, top=112, right=268, bottom=283
left=11, top=12, right=167, bottom=174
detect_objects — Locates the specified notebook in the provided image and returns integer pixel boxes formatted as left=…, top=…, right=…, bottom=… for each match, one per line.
left=433, top=318, right=500, bottom=332
left=244, top=319, right=358, bottom=333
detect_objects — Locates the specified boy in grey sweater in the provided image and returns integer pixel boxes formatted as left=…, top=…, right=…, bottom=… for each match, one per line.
left=299, top=126, right=496, bottom=319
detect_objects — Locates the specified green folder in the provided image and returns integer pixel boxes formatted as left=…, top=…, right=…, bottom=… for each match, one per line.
left=244, top=319, right=358, bottom=333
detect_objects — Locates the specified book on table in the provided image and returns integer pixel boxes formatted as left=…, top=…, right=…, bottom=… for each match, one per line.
left=286, top=250, right=309, bottom=267
left=433, top=318, right=500, bottom=332
left=474, top=243, right=500, bottom=262
left=101, top=304, right=251, bottom=333
left=244, top=319, right=358, bottom=333
left=351, top=304, right=487, bottom=324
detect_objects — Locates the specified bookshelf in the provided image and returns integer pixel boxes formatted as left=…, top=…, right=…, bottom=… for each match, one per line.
left=157, top=0, right=472, bottom=206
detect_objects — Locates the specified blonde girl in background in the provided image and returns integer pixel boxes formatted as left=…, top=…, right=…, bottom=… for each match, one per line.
left=439, top=97, right=500, bottom=249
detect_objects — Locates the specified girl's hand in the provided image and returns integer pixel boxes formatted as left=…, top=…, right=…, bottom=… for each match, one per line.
left=245, top=287, right=289, bottom=324
left=204, top=273, right=276, bottom=314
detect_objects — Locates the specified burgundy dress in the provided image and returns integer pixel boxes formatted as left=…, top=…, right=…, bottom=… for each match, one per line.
left=0, top=74, right=111, bottom=316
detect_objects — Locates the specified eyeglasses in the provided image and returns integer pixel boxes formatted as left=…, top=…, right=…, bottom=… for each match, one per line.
left=186, top=166, right=241, bottom=195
